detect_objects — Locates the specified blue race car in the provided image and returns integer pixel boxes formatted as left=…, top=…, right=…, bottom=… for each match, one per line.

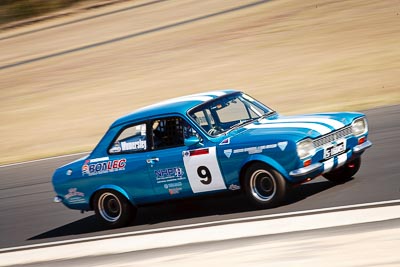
left=52, top=90, right=372, bottom=227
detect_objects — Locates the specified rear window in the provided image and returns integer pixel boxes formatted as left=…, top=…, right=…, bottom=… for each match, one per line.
left=109, top=123, right=147, bottom=154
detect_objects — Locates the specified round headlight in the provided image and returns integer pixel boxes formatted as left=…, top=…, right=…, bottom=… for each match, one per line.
left=352, top=117, right=367, bottom=136
left=297, top=139, right=315, bottom=159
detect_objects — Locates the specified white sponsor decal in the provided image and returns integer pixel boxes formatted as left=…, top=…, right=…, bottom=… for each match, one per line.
left=233, top=143, right=279, bottom=155
left=246, top=122, right=331, bottom=135
left=224, top=149, right=233, bottom=158
left=154, top=167, right=185, bottom=184
left=89, top=157, right=109, bottom=163
left=278, top=141, right=288, bottom=151
left=65, top=188, right=85, bottom=204
left=82, top=159, right=126, bottom=176
left=65, top=188, right=84, bottom=199
left=163, top=182, right=184, bottom=195
left=121, top=140, right=146, bottom=151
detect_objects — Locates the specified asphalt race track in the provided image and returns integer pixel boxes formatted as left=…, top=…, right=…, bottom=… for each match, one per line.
left=0, top=105, right=399, bottom=250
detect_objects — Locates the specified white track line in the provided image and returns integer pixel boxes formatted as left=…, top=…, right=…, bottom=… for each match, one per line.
left=1, top=201, right=400, bottom=266
left=0, top=152, right=89, bottom=168
left=1, top=199, right=399, bottom=254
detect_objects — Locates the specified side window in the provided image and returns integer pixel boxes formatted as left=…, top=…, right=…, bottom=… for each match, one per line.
left=151, top=117, right=199, bottom=150
left=109, top=123, right=147, bottom=154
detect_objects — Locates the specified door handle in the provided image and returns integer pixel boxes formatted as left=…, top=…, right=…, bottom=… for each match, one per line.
left=146, top=158, right=159, bottom=164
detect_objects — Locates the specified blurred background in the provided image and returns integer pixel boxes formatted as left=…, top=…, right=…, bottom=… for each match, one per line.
left=0, top=0, right=399, bottom=165
left=0, top=0, right=89, bottom=26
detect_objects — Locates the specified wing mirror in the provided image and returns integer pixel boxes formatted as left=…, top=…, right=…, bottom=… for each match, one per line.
left=184, top=136, right=201, bottom=146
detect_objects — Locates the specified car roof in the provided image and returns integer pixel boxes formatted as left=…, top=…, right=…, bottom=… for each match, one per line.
left=110, top=89, right=239, bottom=128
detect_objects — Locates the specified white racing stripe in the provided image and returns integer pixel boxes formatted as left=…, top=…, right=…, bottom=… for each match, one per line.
left=184, top=91, right=227, bottom=98
left=246, top=122, right=332, bottom=135
left=146, top=96, right=213, bottom=108
left=158, top=90, right=228, bottom=104
left=203, top=91, right=227, bottom=97
left=337, top=153, right=348, bottom=168
left=1, top=200, right=400, bottom=266
left=141, top=91, right=228, bottom=110
left=261, top=117, right=345, bottom=130
left=323, top=158, right=335, bottom=173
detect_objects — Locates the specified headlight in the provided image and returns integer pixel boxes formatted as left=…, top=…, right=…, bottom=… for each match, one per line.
left=297, top=139, right=315, bottom=159
left=352, top=117, right=367, bottom=136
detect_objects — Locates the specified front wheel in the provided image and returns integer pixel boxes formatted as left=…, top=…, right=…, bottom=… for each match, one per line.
left=94, top=190, right=136, bottom=228
left=323, top=157, right=361, bottom=184
left=243, top=163, right=289, bottom=208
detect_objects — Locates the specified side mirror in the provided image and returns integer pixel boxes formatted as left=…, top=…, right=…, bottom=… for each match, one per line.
left=184, top=136, right=201, bottom=146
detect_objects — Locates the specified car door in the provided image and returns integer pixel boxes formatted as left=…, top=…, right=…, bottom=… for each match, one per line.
left=146, top=116, right=227, bottom=199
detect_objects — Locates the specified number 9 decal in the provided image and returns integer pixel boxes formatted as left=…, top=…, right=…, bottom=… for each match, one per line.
left=197, top=166, right=212, bottom=185
left=183, top=147, right=226, bottom=193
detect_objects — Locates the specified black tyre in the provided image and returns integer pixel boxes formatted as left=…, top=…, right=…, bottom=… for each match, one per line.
left=243, top=162, right=288, bottom=208
left=94, top=190, right=136, bottom=228
left=323, top=157, right=361, bottom=184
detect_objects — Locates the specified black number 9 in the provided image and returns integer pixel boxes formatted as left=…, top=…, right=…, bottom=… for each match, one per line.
left=197, top=166, right=212, bottom=185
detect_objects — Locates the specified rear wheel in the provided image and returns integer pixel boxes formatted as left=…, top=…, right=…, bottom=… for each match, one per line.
left=94, top=190, right=136, bottom=228
left=243, top=163, right=288, bottom=208
left=323, top=157, right=361, bottom=184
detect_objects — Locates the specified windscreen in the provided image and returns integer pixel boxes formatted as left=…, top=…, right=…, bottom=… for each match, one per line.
left=189, top=92, right=273, bottom=136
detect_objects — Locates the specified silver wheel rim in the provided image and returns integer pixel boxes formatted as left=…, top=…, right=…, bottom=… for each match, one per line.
left=98, top=192, right=122, bottom=222
left=250, top=169, right=276, bottom=202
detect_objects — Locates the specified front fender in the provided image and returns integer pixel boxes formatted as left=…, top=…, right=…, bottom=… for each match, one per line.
left=241, top=154, right=290, bottom=180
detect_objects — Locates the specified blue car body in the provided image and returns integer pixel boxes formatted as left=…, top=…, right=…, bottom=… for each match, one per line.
left=52, top=90, right=371, bottom=217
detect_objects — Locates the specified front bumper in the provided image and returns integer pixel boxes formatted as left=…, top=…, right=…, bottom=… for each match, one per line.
left=353, top=140, right=372, bottom=153
left=289, top=140, right=372, bottom=179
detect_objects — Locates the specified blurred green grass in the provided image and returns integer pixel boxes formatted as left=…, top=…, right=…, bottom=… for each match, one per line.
left=0, top=0, right=91, bottom=26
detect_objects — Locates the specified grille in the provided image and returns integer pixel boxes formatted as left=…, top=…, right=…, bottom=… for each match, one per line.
left=313, top=126, right=352, bottom=148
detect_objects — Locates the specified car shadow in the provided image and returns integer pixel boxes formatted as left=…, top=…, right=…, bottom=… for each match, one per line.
left=285, top=178, right=352, bottom=205
left=28, top=179, right=342, bottom=241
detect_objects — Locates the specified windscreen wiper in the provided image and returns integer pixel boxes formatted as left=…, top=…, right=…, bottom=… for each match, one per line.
left=257, top=110, right=276, bottom=122
left=225, top=118, right=257, bottom=134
